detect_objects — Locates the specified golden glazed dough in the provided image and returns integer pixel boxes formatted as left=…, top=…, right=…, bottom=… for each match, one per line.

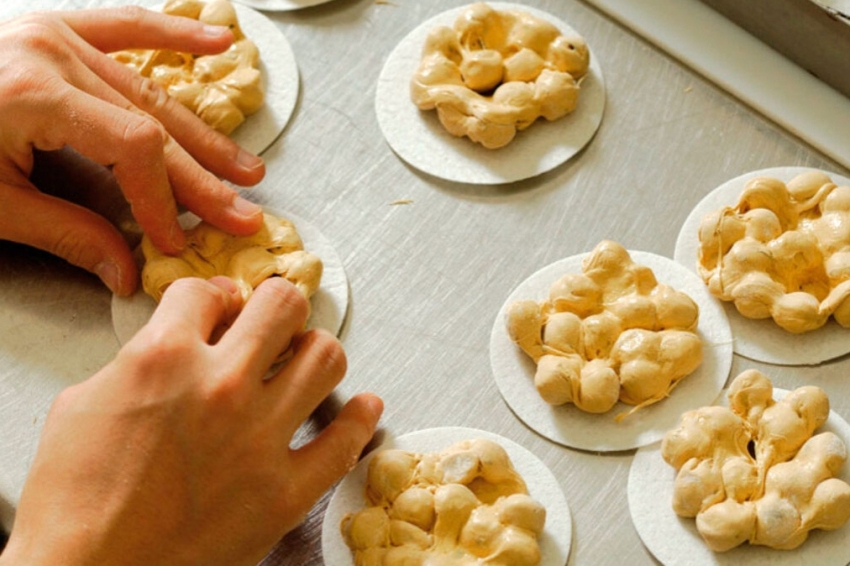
left=507, top=241, right=703, bottom=419
left=141, top=213, right=322, bottom=304
left=410, top=2, right=590, bottom=149
left=112, top=0, right=264, bottom=135
left=661, top=370, right=850, bottom=552
left=697, top=171, right=850, bottom=333
left=341, top=439, right=546, bottom=566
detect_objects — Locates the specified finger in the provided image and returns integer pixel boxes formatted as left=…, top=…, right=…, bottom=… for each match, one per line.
left=0, top=181, right=137, bottom=296
left=58, top=6, right=234, bottom=54
left=217, top=278, right=310, bottom=378
left=165, top=140, right=264, bottom=235
left=61, top=42, right=265, bottom=231
left=287, top=394, right=384, bottom=507
left=25, top=77, right=184, bottom=253
left=73, top=37, right=266, bottom=188
left=263, top=330, right=347, bottom=433
left=148, top=277, right=242, bottom=340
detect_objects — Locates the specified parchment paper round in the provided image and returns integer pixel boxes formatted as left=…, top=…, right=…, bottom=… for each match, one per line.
left=490, top=251, right=734, bottom=452
left=111, top=209, right=348, bottom=345
left=375, top=3, right=605, bottom=185
left=321, top=426, right=572, bottom=566
left=228, top=3, right=299, bottom=155
left=232, top=0, right=336, bottom=11
left=674, top=166, right=850, bottom=366
left=628, top=387, right=850, bottom=566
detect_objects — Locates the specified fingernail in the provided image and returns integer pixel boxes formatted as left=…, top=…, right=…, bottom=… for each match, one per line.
left=203, top=24, right=230, bottom=37
left=170, top=222, right=186, bottom=251
left=233, top=196, right=262, bottom=219
left=94, top=260, right=122, bottom=294
left=236, top=149, right=263, bottom=171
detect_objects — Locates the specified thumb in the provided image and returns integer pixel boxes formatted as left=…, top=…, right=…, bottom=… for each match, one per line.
left=0, top=182, right=138, bottom=295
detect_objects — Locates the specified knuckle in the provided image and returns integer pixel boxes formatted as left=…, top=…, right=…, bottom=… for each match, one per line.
left=13, top=17, right=65, bottom=54
left=121, top=113, right=167, bottom=149
left=109, top=5, right=152, bottom=28
left=260, top=278, right=310, bottom=320
left=204, top=371, right=244, bottom=411
left=166, top=276, right=215, bottom=298
left=47, top=228, right=94, bottom=268
left=163, top=278, right=231, bottom=315
left=302, top=329, right=347, bottom=377
left=126, top=323, right=194, bottom=364
left=0, top=19, right=69, bottom=94
left=133, top=75, right=175, bottom=117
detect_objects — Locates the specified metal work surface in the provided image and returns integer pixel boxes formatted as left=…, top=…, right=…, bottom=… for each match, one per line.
left=1, top=0, right=849, bottom=564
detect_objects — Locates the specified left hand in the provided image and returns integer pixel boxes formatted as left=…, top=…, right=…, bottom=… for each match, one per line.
left=0, top=6, right=268, bottom=295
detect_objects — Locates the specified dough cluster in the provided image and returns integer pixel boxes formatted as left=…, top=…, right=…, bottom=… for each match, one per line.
left=141, top=213, right=322, bottom=304
left=698, top=171, right=850, bottom=333
left=661, top=370, right=850, bottom=552
left=341, top=439, right=546, bottom=565
left=112, top=0, right=264, bottom=135
left=507, top=240, right=703, bottom=418
left=410, top=2, right=590, bottom=149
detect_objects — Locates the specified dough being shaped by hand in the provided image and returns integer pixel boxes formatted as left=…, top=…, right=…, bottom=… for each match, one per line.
left=141, top=213, right=322, bottom=304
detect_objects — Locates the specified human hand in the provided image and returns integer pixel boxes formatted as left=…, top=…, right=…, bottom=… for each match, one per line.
left=0, top=277, right=383, bottom=566
left=0, top=6, right=268, bottom=296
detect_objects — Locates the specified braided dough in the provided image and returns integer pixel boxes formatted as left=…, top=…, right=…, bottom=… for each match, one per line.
left=661, top=370, right=850, bottom=552
left=141, top=213, right=322, bottom=304
left=341, top=439, right=546, bottom=565
left=506, top=241, right=703, bottom=419
left=698, top=171, right=850, bottom=333
left=410, top=2, right=589, bottom=149
left=112, top=0, right=264, bottom=135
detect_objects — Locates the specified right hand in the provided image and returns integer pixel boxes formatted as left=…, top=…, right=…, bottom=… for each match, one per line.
left=1, top=276, right=383, bottom=565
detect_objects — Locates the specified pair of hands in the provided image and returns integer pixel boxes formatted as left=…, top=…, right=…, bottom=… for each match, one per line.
left=0, top=6, right=382, bottom=564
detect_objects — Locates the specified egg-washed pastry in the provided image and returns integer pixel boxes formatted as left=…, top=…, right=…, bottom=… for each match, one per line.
left=697, top=170, right=850, bottom=333
left=141, top=213, right=322, bottom=304
left=341, top=438, right=546, bottom=566
left=112, top=0, right=264, bottom=135
left=410, top=2, right=589, bottom=149
left=507, top=240, right=703, bottom=420
left=661, top=369, right=850, bottom=552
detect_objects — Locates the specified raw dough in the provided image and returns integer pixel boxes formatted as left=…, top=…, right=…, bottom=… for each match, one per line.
left=506, top=240, right=703, bottom=419
left=141, top=212, right=322, bottom=304
left=661, top=369, right=850, bottom=552
left=341, top=438, right=546, bottom=565
left=410, top=2, right=589, bottom=149
left=697, top=171, right=850, bottom=334
left=112, top=0, right=264, bottom=135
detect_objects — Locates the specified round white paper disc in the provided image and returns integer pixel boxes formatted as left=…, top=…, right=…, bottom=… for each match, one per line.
left=490, top=250, right=734, bottom=452
left=232, top=0, right=336, bottom=11
left=321, top=426, right=572, bottom=566
left=628, top=387, right=850, bottom=566
left=674, top=167, right=850, bottom=366
left=375, top=2, right=605, bottom=185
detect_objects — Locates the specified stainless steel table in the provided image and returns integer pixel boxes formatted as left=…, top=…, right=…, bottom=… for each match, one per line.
left=1, top=1, right=849, bottom=565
